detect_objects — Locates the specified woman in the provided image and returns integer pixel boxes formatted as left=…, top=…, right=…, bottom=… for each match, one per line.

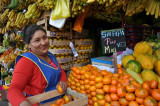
left=7, top=25, right=68, bottom=106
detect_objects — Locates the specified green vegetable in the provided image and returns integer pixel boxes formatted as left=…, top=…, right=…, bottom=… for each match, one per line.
left=6, top=0, right=19, bottom=9
left=126, top=68, right=143, bottom=84
left=126, top=60, right=141, bottom=73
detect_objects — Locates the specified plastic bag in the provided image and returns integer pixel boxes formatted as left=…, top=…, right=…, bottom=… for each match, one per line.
left=51, top=0, right=70, bottom=20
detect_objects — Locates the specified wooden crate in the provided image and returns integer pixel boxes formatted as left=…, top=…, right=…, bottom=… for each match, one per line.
left=9, top=88, right=88, bottom=106
left=49, top=49, right=72, bottom=54
left=75, top=40, right=93, bottom=45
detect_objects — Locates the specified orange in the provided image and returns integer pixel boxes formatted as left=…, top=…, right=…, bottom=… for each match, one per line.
left=56, top=98, right=65, bottom=106
left=57, top=85, right=63, bottom=93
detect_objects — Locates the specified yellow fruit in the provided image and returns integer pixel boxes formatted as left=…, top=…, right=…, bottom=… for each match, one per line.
left=136, top=54, right=154, bottom=70
left=121, top=55, right=135, bottom=68
left=141, top=69, right=158, bottom=81
left=133, top=41, right=153, bottom=58
left=153, top=49, right=160, bottom=59
left=155, top=60, right=160, bottom=76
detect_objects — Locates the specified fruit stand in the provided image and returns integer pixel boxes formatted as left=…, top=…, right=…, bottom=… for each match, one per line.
left=0, top=0, right=160, bottom=106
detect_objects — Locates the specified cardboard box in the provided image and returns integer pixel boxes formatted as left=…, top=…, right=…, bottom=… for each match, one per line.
left=91, top=56, right=113, bottom=68
left=9, top=88, right=88, bottom=106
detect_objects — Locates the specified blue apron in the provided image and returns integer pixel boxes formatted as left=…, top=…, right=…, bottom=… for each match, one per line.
left=16, top=51, right=62, bottom=104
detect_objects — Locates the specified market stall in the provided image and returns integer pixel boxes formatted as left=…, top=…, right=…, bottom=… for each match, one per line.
left=0, top=0, right=160, bottom=105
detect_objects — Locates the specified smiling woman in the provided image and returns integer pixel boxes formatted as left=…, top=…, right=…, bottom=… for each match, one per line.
left=7, top=25, right=67, bottom=106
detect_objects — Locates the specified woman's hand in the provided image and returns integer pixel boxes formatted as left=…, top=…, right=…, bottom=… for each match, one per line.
left=19, top=100, right=32, bottom=106
left=56, top=81, right=68, bottom=93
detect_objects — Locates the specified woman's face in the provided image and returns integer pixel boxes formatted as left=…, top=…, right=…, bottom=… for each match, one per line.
left=28, top=30, right=49, bottom=56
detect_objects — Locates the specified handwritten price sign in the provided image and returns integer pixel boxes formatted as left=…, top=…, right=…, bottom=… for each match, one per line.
left=101, top=28, right=126, bottom=54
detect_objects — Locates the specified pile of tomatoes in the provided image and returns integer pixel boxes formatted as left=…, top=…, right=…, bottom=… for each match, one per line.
left=67, top=64, right=160, bottom=106
left=50, top=95, right=71, bottom=106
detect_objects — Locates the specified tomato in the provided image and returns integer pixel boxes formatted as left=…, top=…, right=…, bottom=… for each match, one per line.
left=95, top=76, right=103, bottom=82
left=56, top=98, right=65, bottom=106
left=87, top=94, right=92, bottom=99
left=97, top=99, right=105, bottom=106
left=136, top=97, right=144, bottom=105
left=92, top=96, right=98, bottom=102
left=111, top=79, right=118, bottom=86
left=84, top=79, right=89, bottom=84
left=135, top=88, right=148, bottom=98
left=96, top=82, right=104, bottom=89
left=57, top=85, right=63, bottom=93
left=80, top=69, right=86, bottom=75
left=149, top=80, right=158, bottom=89
left=88, top=99, right=94, bottom=105
left=89, top=75, right=96, bottom=81
left=103, top=77, right=111, bottom=84
left=80, top=85, right=85, bottom=90
left=103, top=85, right=110, bottom=93
left=79, top=80, right=85, bottom=85
left=125, top=93, right=135, bottom=101
left=100, top=70, right=108, bottom=76
left=94, top=102, right=100, bottom=106
left=91, top=92, right=96, bottom=97
left=80, top=75, right=85, bottom=80
left=111, top=101, right=120, bottom=106
left=96, top=89, right=105, bottom=95
left=109, top=85, right=117, bottom=93
left=63, top=95, right=70, bottom=104
left=110, top=93, right=119, bottom=101
left=104, top=94, right=111, bottom=102
left=84, top=72, right=91, bottom=79
left=142, top=82, right=150, bottom=91
left=84, top=84, right=90, bottom=90
left=86, top=90, right=90, bottom=94
left=117, top=86, right=126, bottom=98
left=122, top=74, right=130, bottom=79
left=144, top=96, right=157, bottom=106
left=126, top=84, right=136, bottom=93
left=119, top=98, right=129, bottom=106
left=89, top=86, right=96, bottom=92
left=104, top=102, right=111, bottom=106
left=113, top=73, right=120, bottom=78
left=96, top=94, right=104, bottom=100
left=89, top=80, right=96, bottom=86
left=121, top=79, right=130, bottom=87
left=50, top=104, right=58, bottom=106
left=128, top=101, right=139, bottom=106
left=151, top=89, right=160, bottom=101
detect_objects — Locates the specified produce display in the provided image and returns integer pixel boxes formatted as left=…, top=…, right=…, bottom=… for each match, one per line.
left=67, top=64, right=160, bottom=106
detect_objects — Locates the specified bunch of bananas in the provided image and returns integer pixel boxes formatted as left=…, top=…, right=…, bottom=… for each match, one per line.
left=145, top=0, right=160, bottom=18
left=25, top=3, right=41, bottom=19
left=71, top=0, right=89, bottom=18
left=38, top=0, right=55, bottom=10
left=0, top=9, right=9, bottom=24
left=124, top=0, right=147, bottom=16
left=0, top=27, right=7, bottom=34
left=0, top=0, right=10, bottom=12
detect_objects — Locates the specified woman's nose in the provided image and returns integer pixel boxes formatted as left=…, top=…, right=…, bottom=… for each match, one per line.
left=40, top=39, right=45, bottom=44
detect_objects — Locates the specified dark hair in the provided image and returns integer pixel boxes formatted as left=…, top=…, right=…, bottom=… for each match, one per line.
left=22, top=24, right=46, bottom=44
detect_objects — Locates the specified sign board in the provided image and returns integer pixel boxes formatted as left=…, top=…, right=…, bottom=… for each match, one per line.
left=101, top=28, right=126, bottom=54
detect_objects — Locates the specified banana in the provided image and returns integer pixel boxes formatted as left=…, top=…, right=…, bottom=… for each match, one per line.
left=15, top=12, right=21, bottom=24
left=31, top=3, right=37, bottom=13
left=145, top=0, right=154, bottom=12
left=155, top=2, right=159, bottom=18
left=6, top=21, right=11, bottom=28
left=147, top=0, right=156, bottom=15
left=150, top=1, right=157, bottom=15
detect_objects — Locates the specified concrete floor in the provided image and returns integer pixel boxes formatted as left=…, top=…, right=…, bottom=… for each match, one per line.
left=0, top=101, right=8, bottom=106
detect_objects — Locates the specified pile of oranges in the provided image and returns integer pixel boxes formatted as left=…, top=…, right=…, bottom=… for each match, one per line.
left=67, top=64, right=160, bottom=106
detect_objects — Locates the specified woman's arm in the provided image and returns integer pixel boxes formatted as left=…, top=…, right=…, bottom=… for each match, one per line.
left=7, top=57, right=34, bottom=106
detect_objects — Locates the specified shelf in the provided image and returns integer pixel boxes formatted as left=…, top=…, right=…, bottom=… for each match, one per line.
left=49, top=49, right=72, bottom=54
left=75, top=40, right=93, bottom=45
left=57, top=57, right=72, bottom=63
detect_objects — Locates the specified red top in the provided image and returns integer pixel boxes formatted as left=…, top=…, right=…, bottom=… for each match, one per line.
left=7, top=57, right=67, bottom=106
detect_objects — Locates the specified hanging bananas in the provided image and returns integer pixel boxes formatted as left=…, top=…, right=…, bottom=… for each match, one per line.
left=124, top=0, right=147, bottom=16
left=38, top=0, right=55, bottom=10
left=145, top=0, right=160, bottom=19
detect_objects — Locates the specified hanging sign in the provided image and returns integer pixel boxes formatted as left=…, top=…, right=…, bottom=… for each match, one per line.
left=101, top=28, right=126, bottom=54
